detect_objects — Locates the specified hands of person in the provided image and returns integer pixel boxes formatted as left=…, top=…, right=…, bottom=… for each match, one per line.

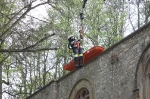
left=69, top=49, right=73, bottom=53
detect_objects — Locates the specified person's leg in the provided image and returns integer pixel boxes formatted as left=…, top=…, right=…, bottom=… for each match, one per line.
left=73, top=47, right=80, bottom=68
left=79, top=47, right=84, bottom=67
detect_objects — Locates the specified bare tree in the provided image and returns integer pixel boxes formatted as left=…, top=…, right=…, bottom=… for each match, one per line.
left=0, top=0, right=58, bottom=98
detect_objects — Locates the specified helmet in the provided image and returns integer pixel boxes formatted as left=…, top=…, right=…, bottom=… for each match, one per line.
left=68, top=36, right=75, bottom=42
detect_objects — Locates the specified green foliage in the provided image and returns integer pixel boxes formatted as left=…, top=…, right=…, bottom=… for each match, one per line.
left=0, top=54, right=4, bottom=62
left=82, top=0, right=126, bottom=48
left=0, top=0, right=16, bottom=26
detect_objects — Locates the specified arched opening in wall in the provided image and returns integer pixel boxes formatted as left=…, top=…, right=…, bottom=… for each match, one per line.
left=135, top=43, right=150, bottom=99
left=143, top=59, right=150, bottom=99
left=148, top=74, right=150, bottom=98
left=69, top=79, right=94, bottom=99
left=145, top=60, right=150, bottom=99
left=75, top=87, right=89, bottom=99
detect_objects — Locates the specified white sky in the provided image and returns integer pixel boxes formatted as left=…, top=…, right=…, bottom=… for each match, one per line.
left=29, top=0, right=49, bottom=22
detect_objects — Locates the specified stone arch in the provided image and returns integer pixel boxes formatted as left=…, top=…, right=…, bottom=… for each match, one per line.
left=134, top=43, right=150, bottom=99
left=69, top=78, right=94, bottom=99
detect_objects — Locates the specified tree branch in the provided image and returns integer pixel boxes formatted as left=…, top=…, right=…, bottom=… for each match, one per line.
left=0, top=4, right=32, bottom=39
left=0, top=48, right=58, bottom=53
left=26, top=14, right=49, bottom=23
left=3, top=90, right=30, bottom=97
left=23, top=33, right=55, bottom=50
left=2, top=80, right=9, bottom=85
left=0, top=1, right=50, bottom=40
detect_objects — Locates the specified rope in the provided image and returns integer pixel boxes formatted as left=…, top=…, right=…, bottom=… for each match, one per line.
left=79, top=0, right=87, bottom=39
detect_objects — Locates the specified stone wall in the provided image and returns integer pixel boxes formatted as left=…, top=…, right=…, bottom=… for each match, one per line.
left=26, top=22, right=150, bottom=99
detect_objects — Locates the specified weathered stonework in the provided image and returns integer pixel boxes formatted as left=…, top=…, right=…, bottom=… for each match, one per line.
left=26, top=22, right=150, bottom=99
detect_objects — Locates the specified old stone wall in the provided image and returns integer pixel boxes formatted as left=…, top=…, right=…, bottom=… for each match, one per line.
left=27, top=22, right=150, bottom=99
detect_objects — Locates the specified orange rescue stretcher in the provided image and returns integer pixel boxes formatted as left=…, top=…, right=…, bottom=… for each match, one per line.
left=63, top=46, right=104, bottom=71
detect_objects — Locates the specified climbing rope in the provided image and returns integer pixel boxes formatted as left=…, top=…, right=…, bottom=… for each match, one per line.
left=79, top=0, right=87, bottom=39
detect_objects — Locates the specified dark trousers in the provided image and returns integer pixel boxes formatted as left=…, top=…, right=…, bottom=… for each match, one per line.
left=73, top=47, right=84, bottom=67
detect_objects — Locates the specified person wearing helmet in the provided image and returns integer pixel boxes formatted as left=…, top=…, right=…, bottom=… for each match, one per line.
left=68, top=35, right=84, bottom=68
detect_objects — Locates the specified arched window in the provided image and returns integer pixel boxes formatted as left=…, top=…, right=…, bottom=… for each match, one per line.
left=75, top=88, right=89, bottom=99
left=143, top=56, right=150, bottom=99
left=135, top=44, right=150, bottom=99
left=69, top=79, right=94, bottom=99
left=146, top=62, right=150, bottom=99
left=148, top=74, right=150, bottom=98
